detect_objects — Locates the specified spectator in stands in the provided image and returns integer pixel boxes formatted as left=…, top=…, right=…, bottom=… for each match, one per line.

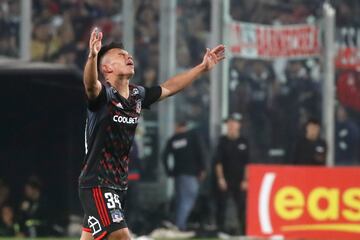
left=335, top=105, right=359, bottom=165
left=213, top=113, right=249, bottom=235
left=293, top=118, right=327, bottom=165
left=0, top=0, right=20, bottom=57
left=0, top=180, right=10, bottom=209
left=18, top=176, right=49, bottom=237
left=0, top=205, right=24, bottom=237
left=163, top=120, right=206, bottom=231
left=31, top=19, right=61, bottom=61
left=246, top=61, right=273, bottom=161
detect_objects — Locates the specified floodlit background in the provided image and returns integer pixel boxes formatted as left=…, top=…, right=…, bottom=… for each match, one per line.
left=0, top=0, right=359, bottom=239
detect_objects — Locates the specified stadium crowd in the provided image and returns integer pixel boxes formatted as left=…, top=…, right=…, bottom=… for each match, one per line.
left=0, top=0, right=360, bottom=238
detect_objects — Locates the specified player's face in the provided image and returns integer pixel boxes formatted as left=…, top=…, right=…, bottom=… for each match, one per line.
left=105, top=48, right=135, bottom=78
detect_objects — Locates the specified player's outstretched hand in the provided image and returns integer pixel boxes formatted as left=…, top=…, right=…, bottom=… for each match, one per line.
left=88, top=27, right=103, bottom=58
left=201, top=44, right=225, bottom=71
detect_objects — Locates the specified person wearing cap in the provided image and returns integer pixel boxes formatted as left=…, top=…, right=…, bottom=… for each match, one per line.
left=213, top=112, right=249, bottom=235
left=162, top=120, right=206, bottom=231
left=78, top=27, right=225, bottom=240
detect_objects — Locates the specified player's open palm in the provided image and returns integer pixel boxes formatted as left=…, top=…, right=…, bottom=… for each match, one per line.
left=201, top=45, right=225, bottom=71
left=89, top=28, right=103, bottom=58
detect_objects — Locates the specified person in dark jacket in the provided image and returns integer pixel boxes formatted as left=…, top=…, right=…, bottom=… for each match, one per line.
left=293, top=118, right=327, bottom=165
left=214, top=113, right=249, bottom=234
left=163, top=120, right=206, bottom=231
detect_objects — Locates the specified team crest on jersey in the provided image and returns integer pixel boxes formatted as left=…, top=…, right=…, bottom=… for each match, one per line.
left=131, top=88, right=139, bottom=96
left=136, top=101, right=141, bottom=113
left=88, top=216, right=102, bottom=235
left=110, top=209, right=123, bottom=223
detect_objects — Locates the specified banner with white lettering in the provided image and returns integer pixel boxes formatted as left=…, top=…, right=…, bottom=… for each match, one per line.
left=336, top=27, right=360, bottom=70
left=228, top=22, right=320, bottom=59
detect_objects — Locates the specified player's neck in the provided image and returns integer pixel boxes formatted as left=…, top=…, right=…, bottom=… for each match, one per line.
left=108, top=77, right=130, bottom=99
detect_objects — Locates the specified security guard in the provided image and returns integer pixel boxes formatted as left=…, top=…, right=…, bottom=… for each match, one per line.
left=213, top=113, right=249, bottom=235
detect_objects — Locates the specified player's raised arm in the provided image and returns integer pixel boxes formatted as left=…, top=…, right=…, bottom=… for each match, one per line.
left=159, top=45, right=225, bottom=100
left=83, top=28, right=103, bottom=100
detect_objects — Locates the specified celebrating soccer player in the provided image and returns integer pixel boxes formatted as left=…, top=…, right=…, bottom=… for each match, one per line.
left=78, top=28, right=225, bottom=240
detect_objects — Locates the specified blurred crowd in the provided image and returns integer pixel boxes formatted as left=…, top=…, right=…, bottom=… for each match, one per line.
left=0, top=0, right=359, bottom=163
left=227, top=0, right=360, bottom=164
left=0, top=176, right=60, bottom=238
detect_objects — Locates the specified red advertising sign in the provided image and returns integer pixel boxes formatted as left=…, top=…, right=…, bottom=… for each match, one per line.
left=336, top=27, right=360, bottom=70
left=228, top=22, right=320, bottom=59
left=247, top=165, right=360, bottom=240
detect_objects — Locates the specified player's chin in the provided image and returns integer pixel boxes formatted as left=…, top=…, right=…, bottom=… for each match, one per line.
left=124, top=68, right=135, bottom=78
left=128, top=66, right=135, bottom=74
left=130, top=69, right=135, bottom=76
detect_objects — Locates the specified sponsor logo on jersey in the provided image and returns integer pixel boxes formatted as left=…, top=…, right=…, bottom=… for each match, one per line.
left=88, top=216, right=102, bottom=235
left=113, top=115, right=138, bottom=124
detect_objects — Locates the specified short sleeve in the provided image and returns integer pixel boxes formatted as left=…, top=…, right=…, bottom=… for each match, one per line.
left=141, top=86, right=162, bottom=109
left=87, top=84, right=108, bottom=112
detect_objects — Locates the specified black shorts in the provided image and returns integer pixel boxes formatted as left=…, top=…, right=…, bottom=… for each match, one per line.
left=79, top=186, right=127, bottom=240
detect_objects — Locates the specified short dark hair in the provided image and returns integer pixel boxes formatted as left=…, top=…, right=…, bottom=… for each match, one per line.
left=306, top=117, right=320, bottom=126
left=97, top=42, right=125, bottom=72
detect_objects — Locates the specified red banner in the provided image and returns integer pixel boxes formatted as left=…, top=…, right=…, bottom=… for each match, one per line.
left=228, top=22, right=320, bottom=59
left=336, top=48, right=360, bottom=70
left=247, top=165, right=360, bottom=240
left=336, top=27, right=360, bottom=70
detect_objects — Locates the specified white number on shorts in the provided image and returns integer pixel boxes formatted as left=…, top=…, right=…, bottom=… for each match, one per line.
left=104, top=192, right=121, bottom=209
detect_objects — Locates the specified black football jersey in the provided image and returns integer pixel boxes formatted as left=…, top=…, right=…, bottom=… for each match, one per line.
left=79, top=82, right=161, bottom=190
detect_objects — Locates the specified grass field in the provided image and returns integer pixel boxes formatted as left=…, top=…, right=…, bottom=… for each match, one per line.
left=0, top=238, right=222, bottom=240
left=0, top=237, right=222, bottom=240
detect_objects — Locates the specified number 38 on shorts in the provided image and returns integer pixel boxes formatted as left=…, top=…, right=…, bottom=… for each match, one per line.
left=79, top=187, right=127, bottom=238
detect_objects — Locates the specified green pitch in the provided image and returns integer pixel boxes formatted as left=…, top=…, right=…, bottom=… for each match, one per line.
left=0, top=238, right=221, bottom=240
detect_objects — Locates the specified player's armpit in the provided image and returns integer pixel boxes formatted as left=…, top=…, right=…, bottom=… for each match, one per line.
left=87, top=84, right=107, bottom=112
left=84, top=80, right=102, bottom=100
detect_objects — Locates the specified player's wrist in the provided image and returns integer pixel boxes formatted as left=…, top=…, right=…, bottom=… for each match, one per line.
left=88, top=52, right=98, bottom=59
left=198, top=62, right=207, bottom=73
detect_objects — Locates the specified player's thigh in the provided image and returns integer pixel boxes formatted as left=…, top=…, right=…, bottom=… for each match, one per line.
left=107, top=227, right=131, bottom=240
left=80, top=230, right=94, bottom=240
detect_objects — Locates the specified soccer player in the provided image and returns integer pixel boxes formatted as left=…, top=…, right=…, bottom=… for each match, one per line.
left=79, top=28, right=225, bottom=240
